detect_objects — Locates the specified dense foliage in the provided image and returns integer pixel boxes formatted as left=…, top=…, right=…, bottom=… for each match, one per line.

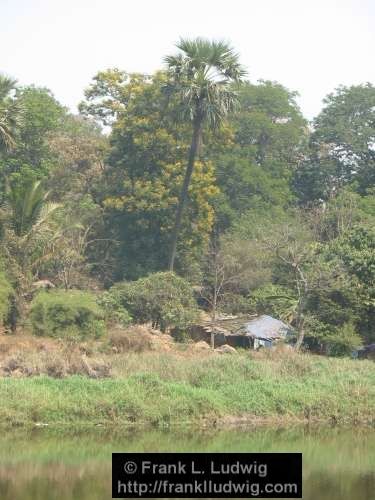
left=30, top=290, right=105, bottom=339
left=0, top=271, right=14, bottom=329
left=0, top=38, right=374, bottom=355
left=107, top=272, right=198, bottom=332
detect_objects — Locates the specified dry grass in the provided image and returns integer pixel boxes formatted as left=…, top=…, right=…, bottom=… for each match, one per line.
left=1, top=351, right=111, bottom=379
left=0, top=336, right=111, bottom=379
left=0, top=326, right=196, bottom=379
left=108, top=325, right=154, bottom=353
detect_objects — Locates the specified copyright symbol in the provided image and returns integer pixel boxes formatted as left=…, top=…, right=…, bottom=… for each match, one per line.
left=124, top=461, right=137, bottom=474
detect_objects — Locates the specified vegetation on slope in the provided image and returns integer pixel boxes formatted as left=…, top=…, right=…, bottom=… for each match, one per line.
left=1, top=54, right=374, bottom=353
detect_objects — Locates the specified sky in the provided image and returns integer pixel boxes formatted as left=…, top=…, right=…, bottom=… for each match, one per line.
left=1, top=0, right=374, bottom=120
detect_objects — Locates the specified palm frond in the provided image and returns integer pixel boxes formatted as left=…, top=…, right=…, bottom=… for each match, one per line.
left=164, top=37, right=246, bottom=129
left=0, top=75, right=17, bottom=100
left=0, top=119, right=16, bottom=149
left=32, top=202, right=61, bottom=231
left=8, top=180, right=58, bottom=237
left=0, top=75, right=23, bottom=151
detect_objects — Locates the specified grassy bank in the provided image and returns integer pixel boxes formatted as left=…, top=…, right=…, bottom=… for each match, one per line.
left=0, top=350, right=374, bottom=427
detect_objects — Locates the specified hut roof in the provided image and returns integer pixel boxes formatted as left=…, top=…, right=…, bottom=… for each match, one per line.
left=234, top=315, right=292, bottom=340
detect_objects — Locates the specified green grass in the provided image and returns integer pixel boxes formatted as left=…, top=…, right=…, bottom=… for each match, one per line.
left=0, top=351, right=374, bottom=427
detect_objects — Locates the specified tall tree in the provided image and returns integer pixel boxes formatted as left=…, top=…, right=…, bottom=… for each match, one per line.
left=78, top=68, right=135, bottom=126
left=164, top=38, right=246, bottom=270
left=0, top=86, right=67, bottom=203
left=1, top=179, right=60, bottom=314
left=212, top=81, right=307, bottom=232
left=80, top=70, right=221, bottom=280
left=294, top=84, right=375, bottom=202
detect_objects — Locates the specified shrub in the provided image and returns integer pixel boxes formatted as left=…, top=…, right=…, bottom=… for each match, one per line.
left=109, top=272, right=198, bottom=332
left=98, top=290, right=132, bottom=326
left=30, top=290, right=105, bottom=340
left=304, top=318, right=362, bottom=356
left=325, top=322, right=363, bottom=357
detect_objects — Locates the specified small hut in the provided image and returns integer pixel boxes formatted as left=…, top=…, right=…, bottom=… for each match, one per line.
left=232, top=315, right=292, bottom=349
left=191, top=314, right=293, bottom=349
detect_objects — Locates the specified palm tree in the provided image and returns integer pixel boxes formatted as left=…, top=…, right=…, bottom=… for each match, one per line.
left=2, top=179, right=60, bottom=318
left=8, top=180, right=60, bottom=237
left=0, top=75, right=22, bottom=152
left=164, top=38, right=246, bottom=270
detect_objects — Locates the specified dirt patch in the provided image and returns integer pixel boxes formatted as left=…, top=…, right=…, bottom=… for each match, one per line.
left=0, top=333, right=60, bottom=358
left=214, top=344, right=237, bottom=354
left=191, top=341, right=211, bottom=351
left=0, top=327, right=219, bottom=379
left=109, top=325, right=176, bottom=353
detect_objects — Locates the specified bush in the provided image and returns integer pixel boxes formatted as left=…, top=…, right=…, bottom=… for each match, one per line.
left=0, top=272, right=14, bottom=328
left=304, top=318, right=362, bottom=356
left=325, top=322, right=363, bottom=357
left=108, top=272, right=198, bottom=332
left=98, top=290, right=132, bottom=326
left=30, top=290, right=105, bottom=340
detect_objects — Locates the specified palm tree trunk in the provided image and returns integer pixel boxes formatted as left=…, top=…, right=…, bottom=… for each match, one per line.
left=168, top=117, right=202, bottom=271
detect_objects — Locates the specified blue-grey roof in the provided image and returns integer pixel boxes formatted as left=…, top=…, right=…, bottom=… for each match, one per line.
left=235, top=315, right=292, bottom=340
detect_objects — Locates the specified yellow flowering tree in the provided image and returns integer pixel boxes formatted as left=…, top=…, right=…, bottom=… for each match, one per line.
left=81, top=69, right=220, bottom=279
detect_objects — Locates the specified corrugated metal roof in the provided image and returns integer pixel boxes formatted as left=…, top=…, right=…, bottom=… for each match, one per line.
left=234, top=315, right=291, bottom=340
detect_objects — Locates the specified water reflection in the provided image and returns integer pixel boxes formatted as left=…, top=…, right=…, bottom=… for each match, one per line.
left=0, top=426, right=374, bottom=499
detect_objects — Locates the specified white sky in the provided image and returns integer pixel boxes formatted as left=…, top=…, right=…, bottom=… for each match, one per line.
left=1, top=0, right=374, bottom=120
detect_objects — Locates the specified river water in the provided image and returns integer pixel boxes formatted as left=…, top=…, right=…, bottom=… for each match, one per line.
left=0, top=426, right=374, bottom=499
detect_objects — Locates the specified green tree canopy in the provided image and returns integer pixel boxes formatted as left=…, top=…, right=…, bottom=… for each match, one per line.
left=213, top=81, right=307, bottom=231
left=294, top=84, right=375, bottom=202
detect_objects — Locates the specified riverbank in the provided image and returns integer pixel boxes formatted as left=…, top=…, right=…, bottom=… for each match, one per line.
left=0, top=349, right=374, bottom=427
